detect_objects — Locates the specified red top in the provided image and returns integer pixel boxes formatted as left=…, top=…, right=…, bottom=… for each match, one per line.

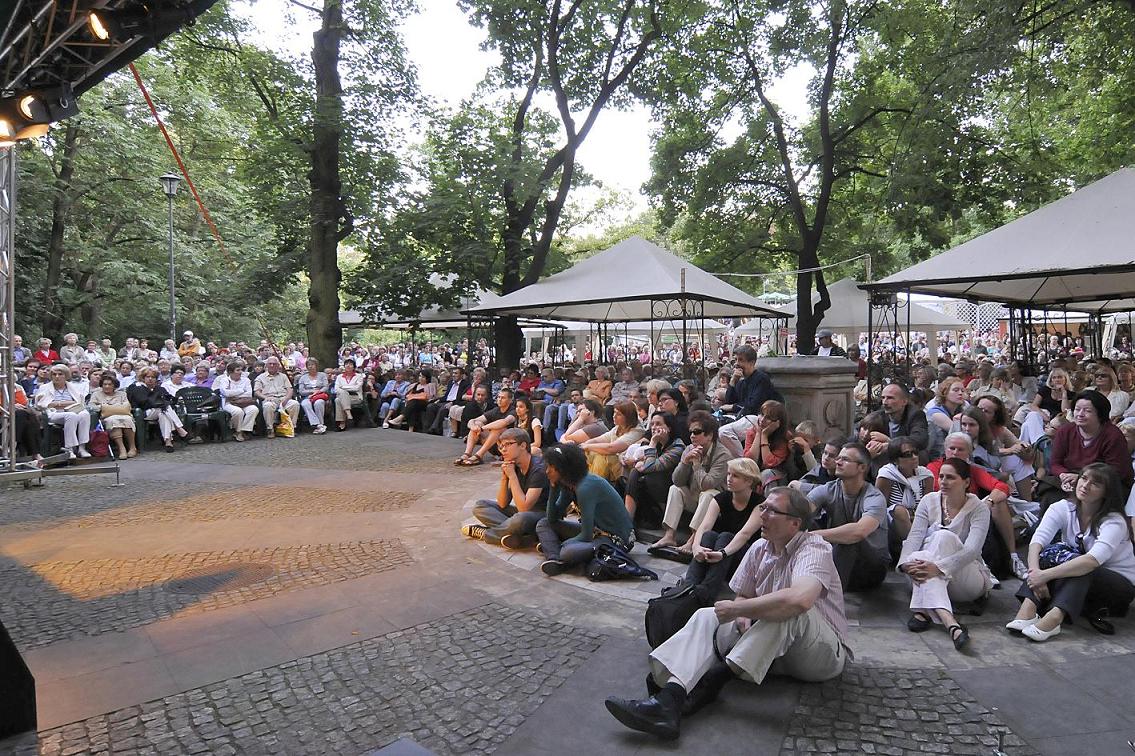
left=518, top=376, right=541, bottom=394
left=927, top=458, right=1011, bottom=497
left=1049, top=422, right=1133, bottom=488
left=743, top=427, right=790, bottom=470
left=34, top=348, right=59, bottom=363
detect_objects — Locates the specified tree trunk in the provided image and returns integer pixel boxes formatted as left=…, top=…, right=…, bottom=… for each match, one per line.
left=793, top=239, right=830, bottom=355
left=76, top=269, right=101, bottom=336
left=494, top=217, right=527, bottom=370
left=41, top=123, right=81, bottom=337
left=305, top=0, right=347, bottom=368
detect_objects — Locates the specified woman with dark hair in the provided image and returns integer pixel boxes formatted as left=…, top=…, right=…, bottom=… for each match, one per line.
left=513, top=396, right=543, bottom=451
left=743, top=399, right=792, bottom=487
left=388, top=369, right=435, bottom=432
left=976, top=395, right=1036, bottom=501
left=958, top=407, right=997, bottom=471
left=624, top=412, right=686, bottom=523
left=127, top=367, right=189, bottom=452
left=579, top=400, right=644, bottom=482
left=856, top=410, right=890, bottom=480
left=536, top=444, right=635, bottom=575
left=1008, top=463, right=1135, bottom=641
left=899, top=458, right=991, bottom=650
left=656, top=387, right=690, bottom=442
left=89, top=373, right=137, bottom=458
left=876, top=436, right=934, bottom=542
left=1049, top=391, right=1132, bottom=491
left=333, top=358, right=365, bottom=431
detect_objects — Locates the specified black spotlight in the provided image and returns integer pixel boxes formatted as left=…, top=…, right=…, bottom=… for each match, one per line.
left=88, top=3, right=197, bottom=44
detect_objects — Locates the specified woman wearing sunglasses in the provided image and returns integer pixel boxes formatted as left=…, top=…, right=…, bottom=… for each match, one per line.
left=898, top=458, right=991, bottom=650
left=1007, top=462, right=1135, bottom=641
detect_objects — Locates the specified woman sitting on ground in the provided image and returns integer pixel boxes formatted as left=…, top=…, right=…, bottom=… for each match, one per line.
left=579, top=400, right=644, bottom=482
left=127, top=367, right=189, bottom=452
left=34, top=364, right=93, bottom=459
left=976, top=395, right=1036, bottom=501
left=650, top=411, right=732, bottom=553
left=958, top=407, right=1000, bottom=473
left=295, top=358, right=330, bottom=434
left=676, top=457, right=765, bottom=600
left=898, top=458, right=991, bottom=651
left=857, top=410, right=891, bottom=480
left=742, top=399, right=792, bottom=488
left=536, top=444, right=636, bottom=576
left=584, top=366, right=613, bottom=406
left=1019, top=367, right=1073, bottom=444
left=1007, top=463, right=1135, bottom=641
left=877, top=436, right=934, bottom=542
left=1048, top=390, right=1133, bottom=492
left=1091, top=364, right=1129, bottom=423
left=89, top=374, right=138, bottom=458
left=624, top=412, right=686, bottom=524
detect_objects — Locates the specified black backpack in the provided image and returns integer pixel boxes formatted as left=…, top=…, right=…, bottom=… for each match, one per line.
left=586, top=543, right=659, bottom=582
left=644, top=581, right=711, bottom=649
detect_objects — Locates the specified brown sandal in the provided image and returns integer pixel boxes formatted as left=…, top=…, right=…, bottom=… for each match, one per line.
left=462, top=455, right=484, bottom=466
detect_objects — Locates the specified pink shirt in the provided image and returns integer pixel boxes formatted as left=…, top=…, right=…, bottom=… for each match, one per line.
left=729, top=530, right=849, bottom=649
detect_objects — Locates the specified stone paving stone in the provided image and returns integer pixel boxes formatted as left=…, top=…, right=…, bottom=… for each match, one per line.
left=0, top=481, right=418, bottom=531
left=782, top=666, right=1034, bottom=756
left=4, top=604, right=602, bottom=756
left=1, top=540, right=413, bottom=648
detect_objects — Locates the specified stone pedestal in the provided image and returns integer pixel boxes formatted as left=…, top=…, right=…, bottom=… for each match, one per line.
left=757, top=356, right=859, bottom=439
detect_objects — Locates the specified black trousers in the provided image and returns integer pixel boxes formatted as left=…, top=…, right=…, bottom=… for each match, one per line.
left=626, top=467, right=672, bottom=526
left=1016, top=566, right=1135, bottom=622
left=832, top=541, right=889, bottom=592
left=403, top=399, right=429, bottom=431
left=14, top=410, right=41, bottom=458
left=684, top=531, right=752, bottom=599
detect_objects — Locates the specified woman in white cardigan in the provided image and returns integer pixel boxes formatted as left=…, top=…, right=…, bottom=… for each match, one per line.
left=898, top=457, right=992, bottom=651
left=34, top=364, right=92, bottom=458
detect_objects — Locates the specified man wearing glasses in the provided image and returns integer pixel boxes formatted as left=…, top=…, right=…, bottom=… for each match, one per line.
left=605, top=486, right=847, bottom=741
left=462, top=428, right=549, bottom=549
left=806, top=442, right=890, bottom=592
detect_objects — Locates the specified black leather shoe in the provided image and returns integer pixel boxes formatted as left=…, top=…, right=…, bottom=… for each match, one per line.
left=604, top=696, right=681, bottom=740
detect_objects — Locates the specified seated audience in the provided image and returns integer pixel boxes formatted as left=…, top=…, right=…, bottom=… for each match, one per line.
left=295, top=358, right=329, bottom=434
left=578, top=400, right=643, bottom=482
left=561, top=398, right=609, bottom=445
left=1048, top=390, right=1132, bottom=492
left=624, top=412, right=686, bottom=524
left=717, top=345, right=778, bottom=457
left=924, top=377, right=966, bottom=460
left=512, top=396, right=543, bottom=452
left=1008, top=463, right=1135, bottom=641
left=790, top=434, right=841, bottom=495
left=388, top=369, right=435, bottom=431
left=214, top=361, right=259, bottom=442
left=877, top=436, right=934, bottom=542
left=881, top=383, right=929, bottom=459
left=742, top=399, right=792, bottom=487
left=604, top=486, right=846, bottom=741
left=458, top=387, right=516, bottom=466
left=377, top=369, right=411, bottom=423
left=898, top=458, right=991, bottom=650
left=976, top=395, right=1036, bottom=500
left=89, top=374, right=137, bottom=458
left=255, top=356, right=301, bottom=438
left=332, top=359, right=365, bottom=431
left=456, top=384, right=492, bottom=440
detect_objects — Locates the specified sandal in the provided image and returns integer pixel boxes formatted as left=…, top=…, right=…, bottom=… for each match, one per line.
left=462, top=455, right=484, bottom=466
left=454, top=455, right=470, bottom=466
left=948, top=623, right=970, bottom=650
left=907, top=613, right=933, bottom=633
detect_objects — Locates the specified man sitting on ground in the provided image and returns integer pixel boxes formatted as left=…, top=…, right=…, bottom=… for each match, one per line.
left=462, top=428, right=549, bottom=549
left=425, top=366, right=469, bottom=435
left=254, top=356, right=300, bottom=438
left=457, top=387, right=516, bottom=466
left=881, top=383, right=929, bottom=459
left=806, top=442, right=890, bottom=592
left=604, top=486, right=847, bottom=741
left=717, top=345, right=778, bottom=457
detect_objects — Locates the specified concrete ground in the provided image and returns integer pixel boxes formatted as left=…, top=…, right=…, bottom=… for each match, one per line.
left=1, top=429, right=1134, bottom=755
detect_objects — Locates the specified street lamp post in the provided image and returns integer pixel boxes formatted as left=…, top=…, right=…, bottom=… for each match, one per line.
left=159, top=172, right=181, bottom=342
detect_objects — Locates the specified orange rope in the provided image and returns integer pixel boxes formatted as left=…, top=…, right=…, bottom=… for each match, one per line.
left=128, top=62, right=279, bottom=355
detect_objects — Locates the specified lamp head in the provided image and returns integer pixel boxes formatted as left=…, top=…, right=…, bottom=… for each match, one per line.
left=159, top=172, right=181, bottom=197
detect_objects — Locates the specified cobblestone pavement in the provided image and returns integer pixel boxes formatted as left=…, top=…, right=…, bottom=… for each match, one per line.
left=782, top=666, right=1031, bottom=755
left=0, top=481, right=418, bottom=531
left=2, top=540, right=413, bottom=648
left=5, top=604, right=602, bottom=756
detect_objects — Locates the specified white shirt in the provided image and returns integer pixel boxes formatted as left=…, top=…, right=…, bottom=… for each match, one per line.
left=213, top=374, right=254, bottom=409
left=1042, top=500, right=1135, bottom=585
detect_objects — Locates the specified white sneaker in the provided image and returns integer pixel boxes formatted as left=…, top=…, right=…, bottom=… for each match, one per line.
left=314, top=425, right=327, bottom=435
left=76, top=445, right=92, bottom=458
left=1011, top=554, right=1029, bottom=581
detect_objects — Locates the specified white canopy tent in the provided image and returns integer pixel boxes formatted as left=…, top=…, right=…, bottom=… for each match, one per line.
left=463, top=236, right=791, bottom=322
left=864, top=167, right=1135, bottom=308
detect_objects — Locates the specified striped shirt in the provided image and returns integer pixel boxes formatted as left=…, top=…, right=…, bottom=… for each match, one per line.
left=729, top=530, right=849, bottom=648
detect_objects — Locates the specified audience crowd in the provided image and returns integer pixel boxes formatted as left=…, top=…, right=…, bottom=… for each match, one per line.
left=9, top=324, right=1135, bottom=741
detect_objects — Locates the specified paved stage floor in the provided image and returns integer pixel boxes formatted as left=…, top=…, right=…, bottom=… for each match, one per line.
left=2, top=429, right=1134, bottom=755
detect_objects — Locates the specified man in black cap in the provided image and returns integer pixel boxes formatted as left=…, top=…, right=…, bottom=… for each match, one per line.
left=812, top=328, right=847, bottom=357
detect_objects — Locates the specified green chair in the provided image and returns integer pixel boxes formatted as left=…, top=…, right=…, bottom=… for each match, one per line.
left=177, top=387, right=231, bottom=442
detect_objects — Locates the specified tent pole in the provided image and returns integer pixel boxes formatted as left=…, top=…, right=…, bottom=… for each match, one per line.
left=867, top=300, right=873, bottom=410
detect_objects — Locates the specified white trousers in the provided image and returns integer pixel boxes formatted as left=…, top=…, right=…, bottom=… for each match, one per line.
left=224, top=404, right=259, bottom=432
left=904, top=529, right=990, bottom=615
left=650, top=606, right=845, bottom=691
left=47, top=409, right=91, bottom=448
left=262, top=399, right=300, bottom=428
left=145, top=406, right=184, bottom=441
left=718, top=415, right=760, bottom=458
left=301, top=397, right=326, bottom=426
left=1018, top=410, right=1047, bottom=446
left=662, top=485, right=720, bottom=531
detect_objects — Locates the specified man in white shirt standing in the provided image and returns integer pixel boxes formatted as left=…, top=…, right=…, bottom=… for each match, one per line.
left=254, top=356, right=300, bottom=438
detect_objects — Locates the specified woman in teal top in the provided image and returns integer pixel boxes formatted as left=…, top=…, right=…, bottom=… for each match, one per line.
left=537, top=444, right=635, bottom=576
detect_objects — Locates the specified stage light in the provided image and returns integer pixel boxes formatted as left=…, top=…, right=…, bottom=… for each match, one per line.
left=88, top=10, right=112, bottom=41
left=0, top=119, right=15, bottom=148
left=86, top=5, right=197, bottom=44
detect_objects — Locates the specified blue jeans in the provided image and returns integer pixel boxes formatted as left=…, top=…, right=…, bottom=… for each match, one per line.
left=379, top=398, right=402, bottom=419
left=555, top=403, right=577, bottom=441
left=472, top=500, right=543, bottom=547
left=535, top=518, right=613, bottom=565
left=542, top=402, right=561, bottom=431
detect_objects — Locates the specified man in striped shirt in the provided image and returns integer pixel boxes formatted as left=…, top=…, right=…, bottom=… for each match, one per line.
left=605, top=486, right=849, bottom=741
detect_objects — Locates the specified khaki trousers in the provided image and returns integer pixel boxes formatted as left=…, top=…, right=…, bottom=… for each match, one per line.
left=649, top=606, right=845, bottom=692
left=662, top=486, right=720, bottom=532
left=262, top=399, right=300, bottom=429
